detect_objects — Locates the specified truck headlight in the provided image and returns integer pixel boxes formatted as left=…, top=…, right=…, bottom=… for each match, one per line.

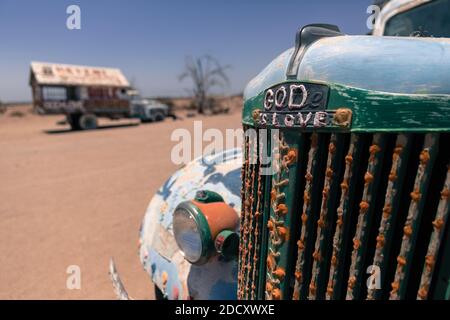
left=173, top=190, right=239, bottom=265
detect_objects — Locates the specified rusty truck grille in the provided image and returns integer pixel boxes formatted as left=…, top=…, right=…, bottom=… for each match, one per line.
left=238, top=129, right=450, bottom=300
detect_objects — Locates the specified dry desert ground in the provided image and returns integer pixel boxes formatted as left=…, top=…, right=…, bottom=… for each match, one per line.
left=0, top=104, right=242, bottom=299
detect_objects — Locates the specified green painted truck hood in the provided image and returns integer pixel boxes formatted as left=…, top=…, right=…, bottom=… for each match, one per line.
left=243, top=35, right=450, bottom=132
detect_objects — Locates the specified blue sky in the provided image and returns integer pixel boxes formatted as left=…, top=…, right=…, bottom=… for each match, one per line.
left=0, top=0, right=373, bottom=102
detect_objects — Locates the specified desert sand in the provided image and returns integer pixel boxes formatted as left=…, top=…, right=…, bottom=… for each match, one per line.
left=0, top=104, right=242, bottom=299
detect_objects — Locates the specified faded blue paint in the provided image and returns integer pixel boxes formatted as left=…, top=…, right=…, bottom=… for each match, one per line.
left=244, top=36, right=450, bottom=101
left=139, top=148, right=242, bottom=300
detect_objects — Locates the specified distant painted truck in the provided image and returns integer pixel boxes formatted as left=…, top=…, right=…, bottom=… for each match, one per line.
left=29, top=62, right=168, bottom=130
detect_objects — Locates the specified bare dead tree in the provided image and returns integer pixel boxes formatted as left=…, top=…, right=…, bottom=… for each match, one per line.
left=179, top=55, right=230, bottom=114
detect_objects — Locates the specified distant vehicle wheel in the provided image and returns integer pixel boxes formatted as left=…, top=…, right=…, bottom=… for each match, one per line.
left=79, top=114, right=98, bottom=130
left=154, top=112, right=165, bottom=122
left=67, top=114, right=82, bottom=130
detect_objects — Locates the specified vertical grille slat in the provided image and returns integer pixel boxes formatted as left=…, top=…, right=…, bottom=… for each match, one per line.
left=326, top=133, right=365, bottom=300
left=390, top=133, right=440, bottom=300
left=346, top=133, right=388, bottom=300
left=308, top=133, right=347, bottom=299
left=292, top=133, right=328, bottom=300
left=265, top=130, right=304, bottom=300
left=417, top=164, right=450, bottom=299
left=238, top=129, right=257, bottom=299
left=366, top=134, right=413, bottom=300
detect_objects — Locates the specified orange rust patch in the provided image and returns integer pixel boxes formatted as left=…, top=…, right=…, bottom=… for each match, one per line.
left=331, top=255, right=337, bottom=266
left=425, top=255, right=435, bottom=272
left=359, top=201, right=369, bottom=213
left=297, top=239, right=305, bottom=250
left=389, top=171, right=397, bottom=182
left=345, top=155, right=353, bottom=164
left=433, top=218, right=444, bottom=230
left=353, top=238, right=361, bottom=250
left=410, top=190, right=421, bottom=202
left=364, top=172, right=374, bottom=184
left=303, top=191, right=310, bottom=204
left=328, top=143, right=336, bottom=154
left=369, top=144, right=381, bottom=155
left=276, top=203, right=288, bottom=215
left=403, top=225, right=413, bottom=237
left=347, top=276, right=356, bottom=289
left=391, top=281, right=400, bottom=294
left=419, top=150, right=430, bottom=165
left=277, top=226, right=289, bottom=241
left=273, top=267, right=286, bottom=280
left=326, top=168, right=333, bottom=178
left=441, top=187, right=450, bottom=200
left=301, top=213, right=308, bottom=223
left=327, top=285, right=334, bottom=296
left=376, top=235, right=385, bottom=249
left=309, top=282, right=317, bottom=296
left=312, top=250, right=321, bottom=262
left=418, top=286, right=428, bottom=300
left=270, top=189, right=277, bottom=202
left=383, top=205, right=392, bottom=218
left=317, top=217, right=326, bottom=228
left=397, top=256, right=407, bottom=266
left=295, top=271, right=302, bottom=282
left=272, top=288, right=281, bottom=300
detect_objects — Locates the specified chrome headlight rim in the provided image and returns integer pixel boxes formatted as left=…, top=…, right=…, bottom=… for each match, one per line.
left=173, top=201, right=214, bottom=265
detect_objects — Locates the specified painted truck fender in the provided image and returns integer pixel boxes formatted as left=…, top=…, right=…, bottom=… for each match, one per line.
left=139, top=148, right=242, bottom=300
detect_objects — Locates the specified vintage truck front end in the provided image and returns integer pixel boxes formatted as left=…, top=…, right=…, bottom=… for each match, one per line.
left=238, top=25, right=450, bottom=300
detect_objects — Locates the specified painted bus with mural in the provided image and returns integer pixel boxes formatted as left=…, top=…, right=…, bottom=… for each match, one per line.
left=29, top=62, right=169, bottom=130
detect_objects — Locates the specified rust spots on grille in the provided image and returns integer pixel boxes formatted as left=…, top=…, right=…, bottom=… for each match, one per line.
left=353, top=239, right=361, bottom=250
left=347, top=276, right=356, bottom=289
left=403, top=225, right=413, bottom=237
left=425, top=255, right=435, bottom=272
left=359, top=201, right=369, bottom=213
left=397, top=256, right=407, bottom=266
left=376, top=235, right=385, bottom=249
left=275, top=203, right=288, bottom=215
left=272, top=288, right=281, bottom=300
left=273, top=267, right=286, bottom=280
left=340, top=180, right=349, bottom=193
left=417, top=287, right=428, bottom=300
left=277, top=226, right=289, bottom=241
left=441, top=187, right=450, bottom=200
left=333, top=108, right=352, bottom=127
left=297, top=239, right=305, bottom=250
left=312, top=250, right=321, bottom=262
left=331, top=255, right=337, bottom=267
left=391, top=281, right=400, bottom=294
left=309, top=282, right=317, bottom=296
left=410, top=190, right=421, bottom=202
left=419, top=150, right=430, bottom=165
left=383, top=204, right=392, bottom=218
left=432, top=218, right=444, bottom=230
left=345, top=155, right=353, bottom=164
left=326, top=167, right=333, bottom=178
left=283, top=149, right=297, bottom=166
